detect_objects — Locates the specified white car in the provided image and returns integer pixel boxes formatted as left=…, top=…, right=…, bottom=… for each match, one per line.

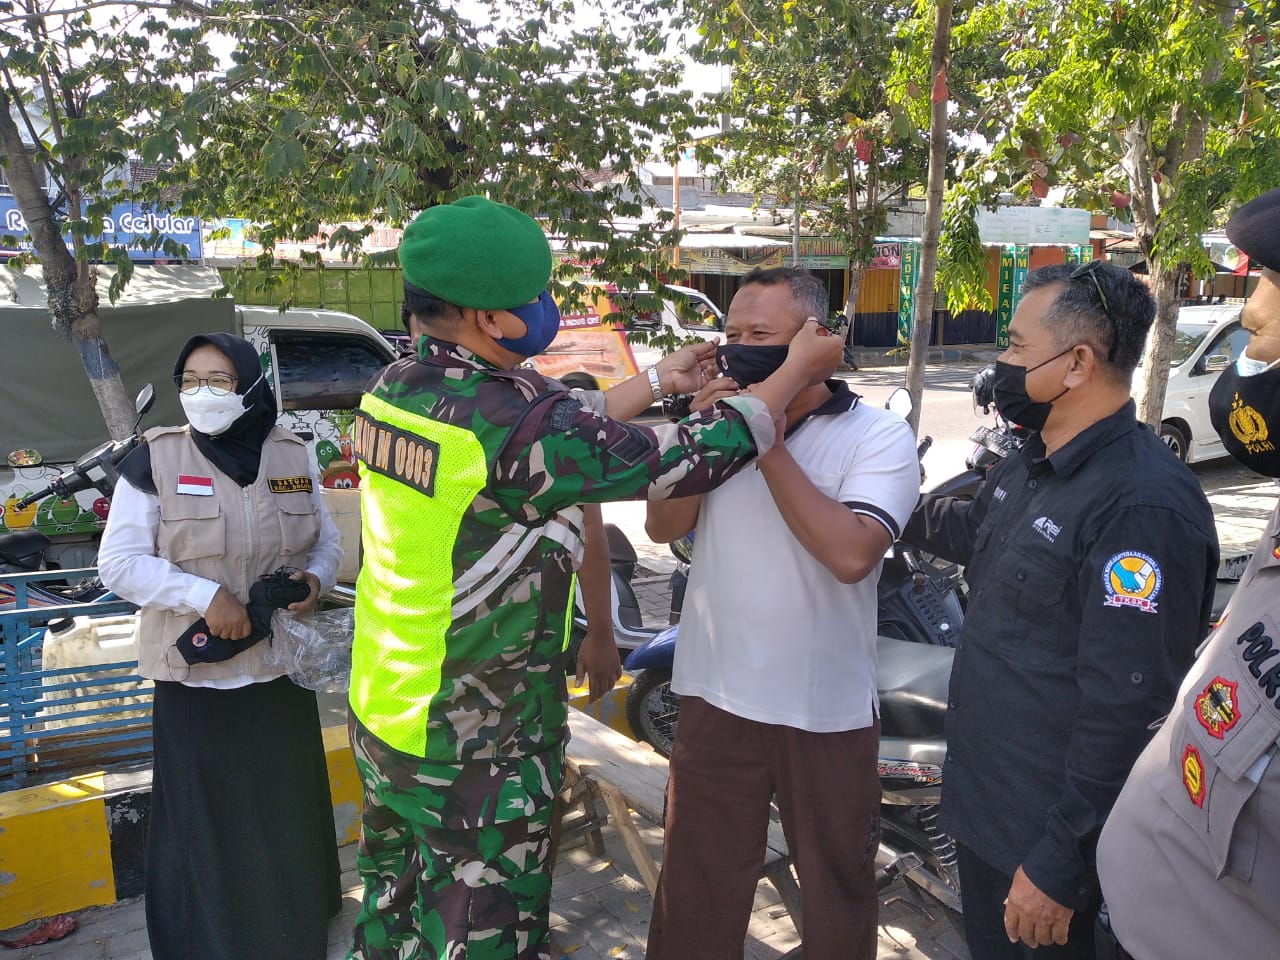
left=615, top=284, right=726, bottom=372
left=1145, top=303, right=1248, bottom=463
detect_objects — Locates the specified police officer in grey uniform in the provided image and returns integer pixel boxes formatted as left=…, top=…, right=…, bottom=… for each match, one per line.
left=1097, top=186, right=1280, bottom=958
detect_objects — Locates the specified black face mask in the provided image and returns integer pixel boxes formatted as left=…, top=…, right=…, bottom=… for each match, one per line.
left=715, top=343, right=790, bottom=386
left=1209, top=361, right=1280, bottom=477
left=992, top=347, right=1073, bottom=431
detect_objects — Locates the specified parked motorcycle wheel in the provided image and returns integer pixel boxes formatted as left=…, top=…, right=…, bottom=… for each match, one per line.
left=625, top=669, right=679, bottom=757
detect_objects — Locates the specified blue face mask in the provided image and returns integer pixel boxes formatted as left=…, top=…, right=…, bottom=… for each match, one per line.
left=1237, top=351, right=1280, bottom=377
left=495, top=290, right=561, bottom=357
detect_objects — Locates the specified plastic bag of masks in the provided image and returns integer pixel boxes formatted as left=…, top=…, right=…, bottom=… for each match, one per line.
left=263, top=607, right=354, bottom=692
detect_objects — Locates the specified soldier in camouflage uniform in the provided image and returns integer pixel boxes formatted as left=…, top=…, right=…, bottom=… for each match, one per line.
left=347, top=195, right=843, bottom=960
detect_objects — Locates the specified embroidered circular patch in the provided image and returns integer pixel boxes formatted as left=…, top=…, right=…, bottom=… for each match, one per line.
left=1102, top=551, right=1162, bottom=613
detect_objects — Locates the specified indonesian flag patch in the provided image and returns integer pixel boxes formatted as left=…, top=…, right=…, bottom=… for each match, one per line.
left=176, top=474, right=214, bottom=496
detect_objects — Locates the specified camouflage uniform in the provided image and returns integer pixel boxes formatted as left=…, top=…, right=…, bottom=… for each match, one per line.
left=347, top=338, right=773, bottom=960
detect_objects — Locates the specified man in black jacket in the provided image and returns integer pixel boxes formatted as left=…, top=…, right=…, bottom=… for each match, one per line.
left=904, top=260, right=1218, bottom=958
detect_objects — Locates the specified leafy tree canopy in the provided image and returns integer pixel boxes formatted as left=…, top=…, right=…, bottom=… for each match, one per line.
left=160, top=0, right=704, bottom=300
left=0, top=0, right=708, bottom=433
left=683, top=0, right=928, bottom=269
left=944, top=0, right=1279, bottom=422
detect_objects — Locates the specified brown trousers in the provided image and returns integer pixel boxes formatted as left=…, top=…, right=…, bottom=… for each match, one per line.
left=647, top=697, right=881, bottom=960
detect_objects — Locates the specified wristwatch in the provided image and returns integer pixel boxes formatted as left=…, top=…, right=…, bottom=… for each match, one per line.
left=647, top=365, right=663, bottom=401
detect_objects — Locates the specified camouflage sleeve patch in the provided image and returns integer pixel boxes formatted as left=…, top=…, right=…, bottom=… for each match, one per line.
left=549, top=396, right=581, bottom=432
left=489, top=395, right=762, bottom=519
left=607, top=423, right=656, bottom=466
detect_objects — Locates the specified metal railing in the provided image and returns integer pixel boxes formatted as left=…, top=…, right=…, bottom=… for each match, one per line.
left=1, top=568, right=146, bottom=790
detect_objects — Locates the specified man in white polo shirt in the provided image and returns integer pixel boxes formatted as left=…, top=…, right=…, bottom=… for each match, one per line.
left=643, top=267, right=921, bottom=960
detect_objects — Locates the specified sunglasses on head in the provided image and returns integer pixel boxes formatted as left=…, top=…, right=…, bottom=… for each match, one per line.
left=1070, top=259, right=1118, bottom=364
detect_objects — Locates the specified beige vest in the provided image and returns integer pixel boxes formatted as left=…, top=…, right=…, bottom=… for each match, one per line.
left=138, top=425, right=320, bottom=683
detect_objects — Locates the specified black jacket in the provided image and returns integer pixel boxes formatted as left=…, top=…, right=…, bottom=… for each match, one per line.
left=904, top=401, right=1218, bottom=910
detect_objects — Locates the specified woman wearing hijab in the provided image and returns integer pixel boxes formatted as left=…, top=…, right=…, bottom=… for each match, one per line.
left=98, top=333, right=343, bottom=960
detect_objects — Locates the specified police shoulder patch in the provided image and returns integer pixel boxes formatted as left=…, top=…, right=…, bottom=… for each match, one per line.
left=1101, top=550, right=1162, bottom=613
left=1194, top=676, right=1242, bottom=739
left=1181, top=743, right=1206, bottom=808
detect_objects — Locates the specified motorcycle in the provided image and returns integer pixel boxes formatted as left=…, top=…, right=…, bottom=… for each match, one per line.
left=569, top=522, right=669, bottom=664
left=621, top=632, right=961, bottom=918
left=874, top=635, right=960, bottom=916
left=620, top=532, right=962, bottom=761
left=927, top=362, right=1027, bottom=502
left=0, top=384, right=155, bottom=604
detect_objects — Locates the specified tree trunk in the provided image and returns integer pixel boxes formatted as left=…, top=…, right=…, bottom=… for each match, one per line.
left=1136, top=259, right=1181, bottom=427
left=1129, top=2, right=1234, bottom=429
left=841, top=259, right=867, bottom=366
left=0, top=89, right=135, bottom=440
left=841, top=157, right=867, bottom=361
left=904, top=0, right=954, bottom=436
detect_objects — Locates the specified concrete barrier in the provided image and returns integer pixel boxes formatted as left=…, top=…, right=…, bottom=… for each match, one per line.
left=0, top=723, right=361, bottom=930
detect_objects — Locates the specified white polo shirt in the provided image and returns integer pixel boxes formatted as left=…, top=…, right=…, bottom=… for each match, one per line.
left=671, top=384, right=920, bottom=732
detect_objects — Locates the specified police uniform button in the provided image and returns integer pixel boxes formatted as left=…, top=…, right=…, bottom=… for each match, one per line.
left=1130, top=672, right=1144, bottom=685
left=1016, top=570, right=1026, bottom=581
left=1029, top=478, right=1039, bottom=490
left=948, top=700, right=957, bottom=710
left=1000, top=534, right=1008, bottom=544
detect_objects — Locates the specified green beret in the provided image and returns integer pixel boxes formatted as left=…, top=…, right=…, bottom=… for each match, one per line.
left=398, top=196, right=552, bottom=310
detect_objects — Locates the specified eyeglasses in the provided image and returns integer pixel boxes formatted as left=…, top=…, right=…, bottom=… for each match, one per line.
left=1070, top=259, right=1118, bottom=363
left=176, top=373, right=238, bottom=396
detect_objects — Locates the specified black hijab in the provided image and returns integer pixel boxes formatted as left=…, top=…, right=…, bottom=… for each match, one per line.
left=174, top=333, right=278, bottom=486
left=119, top=333, right=277, bottom=494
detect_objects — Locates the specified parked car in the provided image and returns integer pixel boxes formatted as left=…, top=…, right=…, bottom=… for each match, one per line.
left=613, top=284, right=725, bottom=373
left=1147, top=303, right=1248, bottom=463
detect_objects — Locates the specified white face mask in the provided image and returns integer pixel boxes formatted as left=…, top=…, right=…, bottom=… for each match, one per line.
left=180, top=373, right=262, bottom=436
left=1236, top=351, right=1280, bottom=377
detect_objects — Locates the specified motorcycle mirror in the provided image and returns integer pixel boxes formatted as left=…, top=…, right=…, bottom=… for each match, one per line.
left=6, top=448, right=44, bottom=468
left=971, top=363, right=997, bottom=416
left=886, top=387, right=913, bottom=419
left=133, top=383, right=155, bottom=431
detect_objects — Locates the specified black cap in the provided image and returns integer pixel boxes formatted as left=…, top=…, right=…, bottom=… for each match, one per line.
left=1226, top=187, right=1280, bottom=273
